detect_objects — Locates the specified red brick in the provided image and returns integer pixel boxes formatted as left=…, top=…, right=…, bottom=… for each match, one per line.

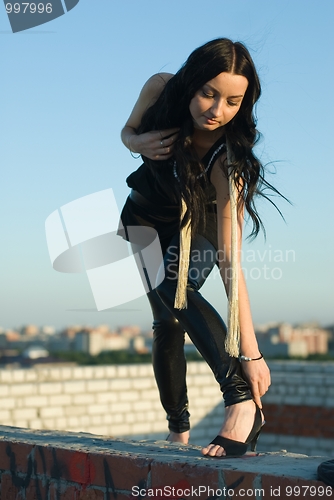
left=299, top=427, right=312, bottom=437
left=88, top=452, right=151, bottom=490
left=0, top=441, right=34, bottom=474
left=323, top=429, right=334, bottom=438
left=0, top=441, right=8, bottom=470
left=101, top=495, right=132, bottom=500
left=25, top=478, right=50, bottom=500
left=150, top=461, right=220, bottom=497
left=298, top=416, right=316, bottom=427
left=319, top=418, right=333, bottom=426
left=49, top=482, right=80, bottom=500
left=35, top=446, right=90, bottom=484
left=261, top=404, right=334, bottom=439
left=223, top=470, right=260, bottom=499
left=300, top=406, right=317, bottom=417
left=0, top=472, right=24, bottom=500
left=279, top=422, right=295, bottom=433
left=77, top=489, right=105, bottom=500
left=262, top=474, right=334, bottom=499
left=281, top=415, right=296, bottom=425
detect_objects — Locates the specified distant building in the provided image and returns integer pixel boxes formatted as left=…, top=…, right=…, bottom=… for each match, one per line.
left=74, top=329, right=129, bottom=355
left=118, top=325, right=141, bottom=338
left=60, top=325, right=84, bottom=340
left=22, top=346, right=49, bottom=359
left=41, top=326, right=56, bottom=335
left=46, top=335, right=72, bottom=352
left=326, top=325, right=334, bottom=354
left=20, top=325, right=39, bottom=337
left=129, top=336, right=148, bottom=354
left=256, top=322, right=329, bottom=358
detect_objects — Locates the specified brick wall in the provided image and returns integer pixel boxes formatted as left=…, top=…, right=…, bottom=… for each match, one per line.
left=0, top=427, right=332, bottom=500
left=0, top=361, right=333, bottom=457
left=0, top=363, right=223, bottom=442
left=260, top=361, right=334, bottom=457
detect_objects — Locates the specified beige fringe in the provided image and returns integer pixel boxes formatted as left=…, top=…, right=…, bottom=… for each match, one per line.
left=225, top=139, right=241, bottom=358
left=173, top=140, right=241, bottom=360
left=174, top=197, right=192, bottom=309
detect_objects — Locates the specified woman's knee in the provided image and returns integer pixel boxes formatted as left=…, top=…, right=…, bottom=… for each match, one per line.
left=153, top=316, right=184, bottom=342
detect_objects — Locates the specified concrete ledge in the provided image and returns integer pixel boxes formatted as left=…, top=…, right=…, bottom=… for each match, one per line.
left=0, top=425, right=333, bottom=499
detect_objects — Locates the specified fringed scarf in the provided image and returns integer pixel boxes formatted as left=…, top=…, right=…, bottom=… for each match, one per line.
left=173, top=139, right=240, bottom=357
left=225, top=138, right=240, bottom=357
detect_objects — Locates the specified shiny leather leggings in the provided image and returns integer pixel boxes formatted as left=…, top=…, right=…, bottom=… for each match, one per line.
left=147, top=233, right=252, bottom=433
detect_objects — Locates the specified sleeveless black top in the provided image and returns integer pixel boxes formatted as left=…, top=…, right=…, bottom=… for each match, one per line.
left=119, top=135, right=226, bottom=253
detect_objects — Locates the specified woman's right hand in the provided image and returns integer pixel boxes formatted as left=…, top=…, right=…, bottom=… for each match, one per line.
left=129, top=128, right=179, bottom=161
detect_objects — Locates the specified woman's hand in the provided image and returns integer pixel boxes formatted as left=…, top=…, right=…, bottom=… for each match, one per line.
left=128, top=128, right=179, bottom=161
left=240, top=357, right=271, bottom=409
left=121, top=72, right=178, bottom=160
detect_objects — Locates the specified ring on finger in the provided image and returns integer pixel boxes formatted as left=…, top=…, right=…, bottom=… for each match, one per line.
left=160, top=140, right=164, bottom=147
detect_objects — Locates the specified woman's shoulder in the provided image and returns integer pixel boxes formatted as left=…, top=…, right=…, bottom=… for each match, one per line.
left=124, top=73, right=174, bottom=130
left=140, top=73, right=174, bottom=100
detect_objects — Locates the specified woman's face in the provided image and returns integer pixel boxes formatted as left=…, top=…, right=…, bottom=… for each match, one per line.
left=189, top=72, right=249, bottom=131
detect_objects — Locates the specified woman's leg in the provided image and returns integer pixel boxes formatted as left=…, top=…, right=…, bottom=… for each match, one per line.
left=156, top=233, right=253, bottom=407
left=129, top=239, right=190, bottom=438
left=147, top=289, right=190, bottom=436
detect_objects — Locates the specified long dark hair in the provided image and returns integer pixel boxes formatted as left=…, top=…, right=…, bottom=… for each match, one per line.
left=138, top=38, right=282, bottom=238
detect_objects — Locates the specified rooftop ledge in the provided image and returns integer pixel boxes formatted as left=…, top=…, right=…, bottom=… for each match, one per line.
left=0, top=425, right=332, bottom=500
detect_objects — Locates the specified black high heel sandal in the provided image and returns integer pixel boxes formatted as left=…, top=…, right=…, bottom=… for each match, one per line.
left=207, top=403, right=265, bottom=457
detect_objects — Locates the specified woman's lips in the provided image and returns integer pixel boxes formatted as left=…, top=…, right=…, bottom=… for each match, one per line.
left=204, top=116, right=219, bottom=124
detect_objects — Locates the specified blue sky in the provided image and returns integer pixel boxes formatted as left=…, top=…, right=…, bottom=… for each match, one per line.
left=1, top=0, right=333, bottom=331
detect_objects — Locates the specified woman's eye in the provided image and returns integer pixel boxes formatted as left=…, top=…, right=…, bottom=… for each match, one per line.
left=202, top=90, right=214, bottom=98
left=227, top=101, right=239, bottom=107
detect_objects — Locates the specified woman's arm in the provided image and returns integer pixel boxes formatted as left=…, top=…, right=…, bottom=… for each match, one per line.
left=210, top=159, right=271, bottom=408
left=121, top=73, right=179, bottom=160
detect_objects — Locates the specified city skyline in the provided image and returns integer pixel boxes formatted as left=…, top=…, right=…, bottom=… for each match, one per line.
left=1, top=1, right=333, bottom=330
left=1, top=318, right=333, bottom=336
left=1, top=319, right=332, bottom=361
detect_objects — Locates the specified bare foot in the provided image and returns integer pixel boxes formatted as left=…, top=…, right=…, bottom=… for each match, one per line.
left=167, top=430, right=189, bottom=444
left=201, top=400, right=264, bottom=457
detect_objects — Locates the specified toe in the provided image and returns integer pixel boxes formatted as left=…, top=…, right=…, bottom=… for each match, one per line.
left=201, top=444, right=213, bottom=455
left=215, top=446, right=226, bottom=457
left=209, top=445, right=225, bottom=457
left=201, top=446, right=210, bottom=455
left=208, top=445, right=220, bottom=457
left=202, top=444, right=225, bottom=457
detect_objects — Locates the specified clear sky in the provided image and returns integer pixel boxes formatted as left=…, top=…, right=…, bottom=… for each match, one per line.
left=1, top=0, right=333, bottom=331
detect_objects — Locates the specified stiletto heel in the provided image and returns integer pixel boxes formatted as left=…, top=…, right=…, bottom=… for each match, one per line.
left=250, top=428, right=261, bottom=451
left=245, top=406, right=265, bottom=452
left=250, top=416, right=266, bottom=451
left=207, top=402, right=265, bottom=457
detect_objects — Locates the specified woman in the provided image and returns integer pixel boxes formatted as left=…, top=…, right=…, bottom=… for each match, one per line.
left=119, top=38, right=271, bottom=457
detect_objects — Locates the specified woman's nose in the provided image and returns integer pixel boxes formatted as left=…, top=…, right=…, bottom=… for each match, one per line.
left=210, top=98, right=224, bottom=117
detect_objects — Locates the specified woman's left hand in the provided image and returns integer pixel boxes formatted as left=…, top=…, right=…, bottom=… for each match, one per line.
left=240, top=357, right=271, bottom=409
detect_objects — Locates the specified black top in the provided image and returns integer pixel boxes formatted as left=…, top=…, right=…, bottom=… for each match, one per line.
left=119, top=135, right=227, bottom=253
left=126, top=134, right=226, bottom=204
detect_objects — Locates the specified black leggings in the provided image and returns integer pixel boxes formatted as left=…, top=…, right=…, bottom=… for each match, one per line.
left=147, top=233, right=252, bottom=433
